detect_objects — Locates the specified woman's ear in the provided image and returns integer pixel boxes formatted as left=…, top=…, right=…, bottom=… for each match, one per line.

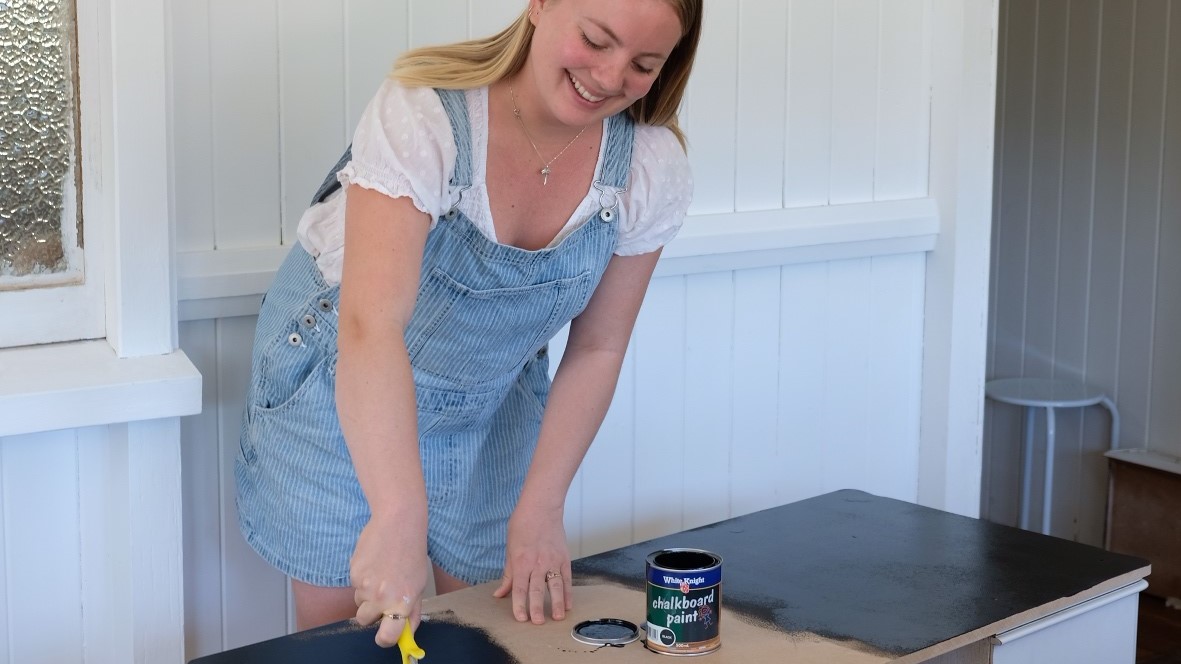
left=529, top=0, right=548, bottom=26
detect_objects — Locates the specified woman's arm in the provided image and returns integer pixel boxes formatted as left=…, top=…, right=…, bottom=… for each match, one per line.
left=494, top=248, right=663, bottom=624
left=336, top=184, right=433, bottom=647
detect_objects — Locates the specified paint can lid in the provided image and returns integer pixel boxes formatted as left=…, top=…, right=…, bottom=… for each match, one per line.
left=570, top=618, right=641, bottom=646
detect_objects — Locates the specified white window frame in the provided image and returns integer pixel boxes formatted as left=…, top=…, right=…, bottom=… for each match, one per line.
left=1, top=0, right=104, bottom=348
left=0, top=0, right=199, bottom=439
left=2, top=0, right=177, bottom=355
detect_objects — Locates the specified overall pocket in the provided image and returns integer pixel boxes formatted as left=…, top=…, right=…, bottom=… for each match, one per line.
left=240, top=349, right=337, bottom=466
left=406, top=267, right=591, bottom=385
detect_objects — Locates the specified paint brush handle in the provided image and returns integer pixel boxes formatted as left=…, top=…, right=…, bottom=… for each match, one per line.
left=397, top=620, right=426, bottom=664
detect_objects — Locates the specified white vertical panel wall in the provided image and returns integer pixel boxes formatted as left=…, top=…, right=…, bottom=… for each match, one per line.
left=172, top=1, right=944, bottom=660
left=985, top=0, right=1181, bottom=546
left=0, top=421, right=186, bottom=664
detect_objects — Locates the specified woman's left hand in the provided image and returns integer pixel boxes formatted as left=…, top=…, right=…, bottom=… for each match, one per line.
left=492, top=503, right=573, bottom=624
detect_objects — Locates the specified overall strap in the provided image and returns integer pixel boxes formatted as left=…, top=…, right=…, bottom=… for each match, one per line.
left=435, top=88, right=474, bottom=192
left=591, top=112, right=635, bottom=221
left=308, top=145, right=352, bottom=206
left=599, top=112, right=635, bottom=191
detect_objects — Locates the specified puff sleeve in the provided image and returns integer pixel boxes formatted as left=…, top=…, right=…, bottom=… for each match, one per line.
left=614, top=124, right=693, bottom=256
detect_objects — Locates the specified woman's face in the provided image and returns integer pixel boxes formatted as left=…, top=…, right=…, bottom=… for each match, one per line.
left=525, top=0, right=682, bottom=128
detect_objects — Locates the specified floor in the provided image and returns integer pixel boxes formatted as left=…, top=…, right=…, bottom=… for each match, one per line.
left=1138, top=594, right=1181, bottom=664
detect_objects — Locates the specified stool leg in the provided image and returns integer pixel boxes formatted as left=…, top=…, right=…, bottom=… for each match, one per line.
left=1100, top=396, right=1120, bottom=451
left=1020, top=406, right=1035, bottom=531
left=1042, top=406, right=1057, bottom=536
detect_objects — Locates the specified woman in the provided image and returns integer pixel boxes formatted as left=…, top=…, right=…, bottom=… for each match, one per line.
left=235, top=0, right=702, bottom=648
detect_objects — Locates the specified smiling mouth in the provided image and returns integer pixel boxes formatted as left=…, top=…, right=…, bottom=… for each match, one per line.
left=569, top=73, right=606, bottom=103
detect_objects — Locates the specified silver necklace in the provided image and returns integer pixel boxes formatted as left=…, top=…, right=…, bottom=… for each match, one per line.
left=509, top=86, right=587, bottom=185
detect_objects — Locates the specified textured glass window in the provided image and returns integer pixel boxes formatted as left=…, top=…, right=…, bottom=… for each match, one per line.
left=0, top=0, right=80, bottom=284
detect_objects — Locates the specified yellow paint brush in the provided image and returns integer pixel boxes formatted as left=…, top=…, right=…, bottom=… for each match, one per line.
left=397, top=620, right=426, bottom=664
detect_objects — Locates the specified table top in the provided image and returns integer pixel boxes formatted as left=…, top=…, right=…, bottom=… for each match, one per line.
left=191, top=490, right=1149, bottom=664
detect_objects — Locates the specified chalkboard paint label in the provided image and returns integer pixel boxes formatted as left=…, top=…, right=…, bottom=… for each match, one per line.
left=645, top=548, right=722, bottom=656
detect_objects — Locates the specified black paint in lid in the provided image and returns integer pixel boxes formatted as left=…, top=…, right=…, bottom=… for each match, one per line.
left=570, top=618, right=641, bottom=646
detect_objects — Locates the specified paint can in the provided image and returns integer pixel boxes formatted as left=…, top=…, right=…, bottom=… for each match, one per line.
left=645, top=548, right=722, bottom=656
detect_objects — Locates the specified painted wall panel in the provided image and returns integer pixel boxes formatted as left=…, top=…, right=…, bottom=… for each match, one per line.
left=470, top=2, right=521, bottom=38
left=1, top=431, right=83, bottom=663
left=577, top=347, right=638, bottom=556
left=1024, top=0, right=1070, bottom=538
left=77, top=425, right=134, bottom=664
left=866, top=255, right=925, bottom=500
left=1119, top=0, right=1170, bottom=449
left=1084, top=0, right=1134, bottom=428
left=344, top=0, right=409, bottom=134
left=820, top=259, right=872, bottom=492
left=181, top=320, right=225, bottom=656
left=829, top=0, right=880, bottom=205
left=982, top=0, right=1010, bottom=526
left=1151, top=4, right=1181, bottom=462
left=875, top=0, right=930, bottom=201
left=730, top=268, right=782, bottom=515
left=172, top=0, right=215, bottom=252
left=279, top=0, right=348, bottom=244
left=408, top=0, right=467, bottom=49
left=1056, top=1, right=1101, bottom=382
left=1024, top=0, right=1067, bottom=388
left=735, top=1, right=789, bottom=212
left=682, top=273, right=735, bottom=529
left=1054, top=0, right=1103, bottom=546
left=777, top=262, right=830, bottom=504
left=684, top=2, right=739, bottom=214
left=785, top=0, right=835, bottom=207
left=209, top=0, right=282, bottom=249
left=631, top=277, right=688, bottom=544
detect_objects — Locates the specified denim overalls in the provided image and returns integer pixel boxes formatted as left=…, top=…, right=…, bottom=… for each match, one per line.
left=235, top=88, right=635, bottom=586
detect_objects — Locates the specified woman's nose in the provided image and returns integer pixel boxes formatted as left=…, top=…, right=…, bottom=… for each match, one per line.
left=591, top=59, right=627, bottom=95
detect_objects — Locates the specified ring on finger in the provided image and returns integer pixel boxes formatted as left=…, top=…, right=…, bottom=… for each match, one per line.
left=382, top=612, right=406, bottom=621
left=545, top=570, right=561, bottom=582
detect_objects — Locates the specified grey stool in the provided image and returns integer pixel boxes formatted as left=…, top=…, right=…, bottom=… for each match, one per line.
left=985, top=377, right=1119, bottom=535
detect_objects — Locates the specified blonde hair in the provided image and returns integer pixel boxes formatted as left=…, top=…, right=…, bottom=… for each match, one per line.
left=390, top=0, right=702, bottom=149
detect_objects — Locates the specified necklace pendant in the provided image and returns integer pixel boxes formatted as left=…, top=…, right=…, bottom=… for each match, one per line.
left=541, top=166, right=551, bottom=185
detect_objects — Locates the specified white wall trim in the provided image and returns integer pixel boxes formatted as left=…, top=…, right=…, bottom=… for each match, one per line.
left=0, top=341, right=201, bottom=438
left=177, top=198, right=939, bottom=321
left=918, top=0, right=999, bottom=516
left=104, top=0, right=175, bottom=357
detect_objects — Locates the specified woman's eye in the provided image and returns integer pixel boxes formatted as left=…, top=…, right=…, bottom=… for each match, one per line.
left=581, top=33, right=605, bottom=50
left=633, top=63, right=654, bottom=75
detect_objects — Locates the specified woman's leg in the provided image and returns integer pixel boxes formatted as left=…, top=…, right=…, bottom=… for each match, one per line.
left=291, top=580, right=357, bottom=630
left=432, top=564, right=473, bottom=595
left=294, top=566, right=465, bottom=630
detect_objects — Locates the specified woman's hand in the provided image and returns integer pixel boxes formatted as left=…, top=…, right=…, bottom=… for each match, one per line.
left=350, top=514, right=430, bottom=647
left=493, top=503, right=574, bottom=624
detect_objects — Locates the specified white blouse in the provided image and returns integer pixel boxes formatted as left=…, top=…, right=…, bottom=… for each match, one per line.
left=296, top=79, right=693, bottom=285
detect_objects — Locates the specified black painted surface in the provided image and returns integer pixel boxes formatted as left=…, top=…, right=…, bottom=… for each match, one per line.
left=189, top=613, right=519, bottom=664
left=573, top=489, right=1149, bottom=657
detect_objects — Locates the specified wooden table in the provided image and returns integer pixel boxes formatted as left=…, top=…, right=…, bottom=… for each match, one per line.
left=190, top=490, right=1150, bottom=664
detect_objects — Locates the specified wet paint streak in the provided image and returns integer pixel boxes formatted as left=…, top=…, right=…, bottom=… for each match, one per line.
left=573, top=490, right=1148, bottom=657
left=191, top=610, right=520, bottom=664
